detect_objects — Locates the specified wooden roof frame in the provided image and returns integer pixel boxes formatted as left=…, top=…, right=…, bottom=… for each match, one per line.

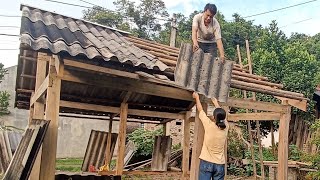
left=25, top=52, right=298, bottom=180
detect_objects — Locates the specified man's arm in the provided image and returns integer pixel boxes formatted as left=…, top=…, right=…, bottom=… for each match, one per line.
left=193, top=92, right=203, bottom=112
left=216, top=39, right=225, bottom=62
left=192, top=26, right=199, bottom=52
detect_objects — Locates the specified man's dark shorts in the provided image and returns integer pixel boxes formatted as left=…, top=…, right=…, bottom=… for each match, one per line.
left=198, top=42, right=218, bottom=57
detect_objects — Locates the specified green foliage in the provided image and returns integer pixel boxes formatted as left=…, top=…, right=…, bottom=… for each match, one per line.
left=128, top=128, right=163, bottom=156
left=227, top=129, right=246, bottom=159
left=0, top=63, right=9, bottom=117
left=56, top=158, right=83, bottom=172
left=83, top=6, right=129, bottom=30
left=115, top=0, right=169, bottom=39
left=301, top=119, right=320, bottom=179
left=172, top=143, right=181, bottom=151
left=0, top=91, right=10, bottom=115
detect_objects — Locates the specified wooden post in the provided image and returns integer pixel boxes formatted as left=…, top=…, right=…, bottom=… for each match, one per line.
left=271, top=121, right=276, bottom=156
left=39, top=56, right=63, bottom=180
left=164, top=122, right=171, bottom=136
left=170, top=13, right=177, bottom=47
left=223, top=106, right=229, bottom=178
left=116, top=103, right=128, bottom=175
left=104, top=117, right=113, bottom=167
left=29, top=54, right=48, bottom=180
left=278, top=101, right=291, bottom=180
left=182, top=111, right=191, bottom=178
left=190, top=103, right=208, bottom=180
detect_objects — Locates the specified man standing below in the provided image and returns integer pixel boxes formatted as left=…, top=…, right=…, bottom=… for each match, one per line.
left=192, top=92, right=229, bottom=180
left=192, top=3, right=225, bottom=63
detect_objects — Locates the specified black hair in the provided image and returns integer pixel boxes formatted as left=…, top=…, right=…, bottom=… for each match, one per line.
left=204, top=3, right=217, bottom=15
left=213, top=108, right=226, bottom=129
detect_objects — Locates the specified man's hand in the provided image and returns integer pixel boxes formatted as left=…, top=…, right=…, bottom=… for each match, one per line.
left=193, top=42, right=199, bottom=52
left=220, top=56, right=225, bottom=64
left=193, top=92, right=199, bottom=100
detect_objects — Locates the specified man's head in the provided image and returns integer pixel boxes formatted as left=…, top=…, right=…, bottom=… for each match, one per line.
left=213, top=108, right=226, bottom=129
left=203, top=3, right=217, bottom=24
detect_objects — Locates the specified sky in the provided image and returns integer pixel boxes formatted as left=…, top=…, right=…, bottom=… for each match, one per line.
left=0, top=0, right=319, bottom=68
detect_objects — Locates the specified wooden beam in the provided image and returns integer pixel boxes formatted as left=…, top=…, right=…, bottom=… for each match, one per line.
left=30, top=76, right=51, bottom=106
left=59, top=113, right=160, bottom=124
left=39, top=56, right=63, bottom=180
left=275, top=96, right=307, bottom=112
left=62, top=69, right=192, bottom=101
left=221, top=97, right=288, bottom=113
left=59, top=100, right=183, bottom=120
left=53, top=55, right=64, bottom=77
left=190, top=103, right=207, bottom=180
left=116, top=103, right=128, bottom=175
left=277, top=102, right=291, bottom=180
left=122, top=91, right=132, bottom=104
left=182, top=112, right=191, bottom=178
left=227, top=112, right=281, bottom=121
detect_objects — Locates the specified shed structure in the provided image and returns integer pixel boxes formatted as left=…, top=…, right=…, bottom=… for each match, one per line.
left=13, top=4, right=308, bottom=180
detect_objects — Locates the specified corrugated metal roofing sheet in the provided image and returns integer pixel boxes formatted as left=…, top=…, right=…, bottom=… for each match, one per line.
left=3, top=120, right=50, bottom=180
left=174, top=43, right=234, bottom=102
left=0, top=131, right=12, bottom=174
left=20, top=5, right=169, bottom=72
left=82, top=130, right=118, bottom=172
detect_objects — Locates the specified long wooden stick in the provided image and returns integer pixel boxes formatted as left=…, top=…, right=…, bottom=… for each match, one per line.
left=237, top=44, right=257, bottom=179
left=246, top=40, right=265, bottom=179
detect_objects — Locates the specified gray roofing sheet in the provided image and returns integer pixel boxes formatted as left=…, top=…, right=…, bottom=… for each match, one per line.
left=174, top=43, right=234, bottom=102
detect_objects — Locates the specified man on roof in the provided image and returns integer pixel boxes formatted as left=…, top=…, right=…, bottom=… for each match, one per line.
left=192, top=92, right=229, bottom=180
left=192, top=3, right=225, bottom=63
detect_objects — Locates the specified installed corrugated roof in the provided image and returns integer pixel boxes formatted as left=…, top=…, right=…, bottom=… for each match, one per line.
left=20, top=5, right=169, bottom=72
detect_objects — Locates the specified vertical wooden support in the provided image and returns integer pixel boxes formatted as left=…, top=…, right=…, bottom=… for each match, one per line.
left=222, top=106, right=229, bottom=178
left=170, top=13, right=177, bottom=47
left=246, top=40, right=265, bottom=179
left=190, top=103, right=207, bottom=180
left=182, top=111, right=191, bottom=178
left=164, top=122, right=171, bottom=136
left=278, top=101, right=291, bottom=180
left=29, top=53, right=48, bottom=180
left=271, top=121, right=276, bottom=156
left=104, top=118, right=113, bottom=166
left=39, top=56, right=63, bottom=180
left=116, top=103, right=128, bottom=175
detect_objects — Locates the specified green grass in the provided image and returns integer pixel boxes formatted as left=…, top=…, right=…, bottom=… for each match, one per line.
left=56, top=158, right=83, bottom=172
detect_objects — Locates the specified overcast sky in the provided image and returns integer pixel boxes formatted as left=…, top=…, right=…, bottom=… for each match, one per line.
left=0, top=0, right=319, bottom=68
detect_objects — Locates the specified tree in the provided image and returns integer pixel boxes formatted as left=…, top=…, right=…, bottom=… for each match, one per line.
left=113, top=0, right=169, bottom=39
left=83, top=6, right=130, bottom=31
left=0, top=63, right=9, bottom=116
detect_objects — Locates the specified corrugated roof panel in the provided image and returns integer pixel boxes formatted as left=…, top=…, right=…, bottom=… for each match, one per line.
left=175, top=43, right=234, bottom=102
left=0, top=131, right=12, bottom=174
left=81, top=130, right=118, bottom=172
left=20, top=5, right=170, bottom=72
